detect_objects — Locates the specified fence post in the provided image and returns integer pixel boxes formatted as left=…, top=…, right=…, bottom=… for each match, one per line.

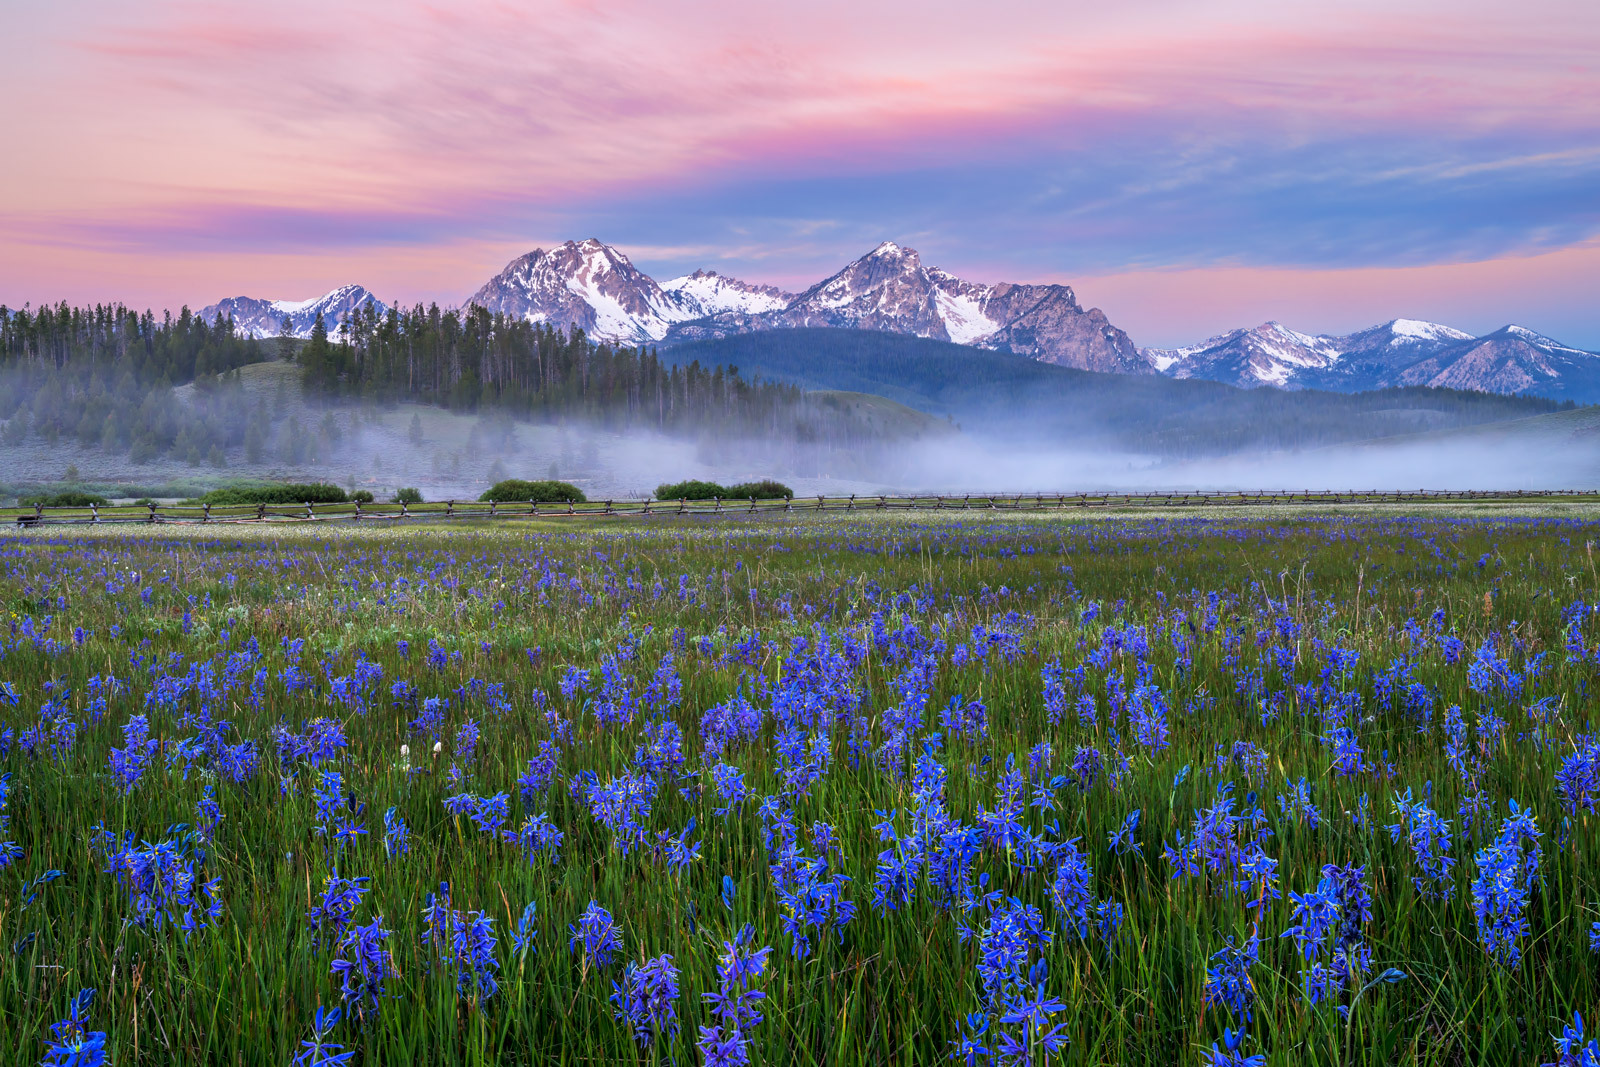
left=848, top=494, right=855, bottom=510
left=568, top=498, right=575, bottom=515
left=748, top=496, right=756, bottom=513
left=90, top=502, right=99, bottom=524
left=643, top=499, right=651, bottom=515
left=607, top=500, right=615, bottom=516
left=146, top=501, right=156, bottom=524
left=203, top=502, right=211, bottom=523
left=35, top=502, right=44, bottom=523
left=489, top=500, right=496, bottom=519
left=257, top=502, right=265, bottom=521
left=447, top=500, right=454, bottom=519
left=401, top=501, right=409, bottom=519
left=354, top=500, right=362, bottom=521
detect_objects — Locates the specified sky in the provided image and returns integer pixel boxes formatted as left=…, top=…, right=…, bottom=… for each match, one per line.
left=2, top=0, right=1597, bottom=349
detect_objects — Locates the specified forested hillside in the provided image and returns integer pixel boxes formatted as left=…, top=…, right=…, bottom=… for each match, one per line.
left=296, top=302, right=824, bottom=439
left=0, top=302, right=267, bottom=463
left=665, top=328, right=1573, bottom=456
left=0, top=303, right=923, bottom=468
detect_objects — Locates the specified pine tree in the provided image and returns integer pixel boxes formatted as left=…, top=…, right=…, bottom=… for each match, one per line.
left=277, top=318, right=295, bottom=362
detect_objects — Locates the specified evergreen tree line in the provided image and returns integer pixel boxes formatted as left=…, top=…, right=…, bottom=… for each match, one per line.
left=0, top=302, right=267, bottom=462
left=0, top=301, right=919, bottom=466
left=297, top=302, right=895, bottom=445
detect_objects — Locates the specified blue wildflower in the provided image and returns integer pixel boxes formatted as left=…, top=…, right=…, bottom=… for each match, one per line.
left=611, top=953, right=681, bottom=1048
left=40, top=988, right=108, bottom=1067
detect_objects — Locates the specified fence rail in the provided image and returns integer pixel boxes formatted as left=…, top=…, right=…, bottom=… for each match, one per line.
left=6, top=488, right=1598, bottom=529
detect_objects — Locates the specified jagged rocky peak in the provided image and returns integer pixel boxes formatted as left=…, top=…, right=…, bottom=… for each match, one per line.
left=466, top=239, right=689, bottom=345
left=660, top=269, right=793, bottom=318
left=451, top=237, right=1145, bottom=372
left=197, top=285, right=386, bottom=339
left=1145, top=313, right=1600, bottom=396
left=762, top=242, right=1146, bottom=374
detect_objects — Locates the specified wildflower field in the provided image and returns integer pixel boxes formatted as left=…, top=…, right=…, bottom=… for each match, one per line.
left=4, top=510, right=1600, bottom=1066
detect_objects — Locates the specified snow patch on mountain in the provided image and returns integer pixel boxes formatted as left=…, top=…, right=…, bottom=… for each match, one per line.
left=198, top=285, right=386, bottom=339
left=1389, top=318, right=1474, bottom=343
left=933, top=288, right=999, bottom=346
left=1146, top=316, right=1600, bottom=396
left=661, top=270, right=792, bottom=318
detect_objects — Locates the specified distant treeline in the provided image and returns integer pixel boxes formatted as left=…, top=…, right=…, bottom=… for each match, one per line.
left=297, top=303, right=884, bottom=444
left=0, top=302, right=266, bottom=462
left=666, top=328, right=1575, bottom=457
left=0, top=302, right=920, bottom=465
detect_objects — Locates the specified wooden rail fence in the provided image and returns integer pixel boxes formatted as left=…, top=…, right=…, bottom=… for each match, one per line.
left=7, top=488, right=1598, bottom=528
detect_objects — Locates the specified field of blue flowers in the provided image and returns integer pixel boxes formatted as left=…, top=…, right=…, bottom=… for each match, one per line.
left=2, top=512, right=1599, bottom=1066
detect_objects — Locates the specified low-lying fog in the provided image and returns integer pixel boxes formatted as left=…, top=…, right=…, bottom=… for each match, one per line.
left=9, top=385, right=1597, bottom=501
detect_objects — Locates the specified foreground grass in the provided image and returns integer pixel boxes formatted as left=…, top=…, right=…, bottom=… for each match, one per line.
left=0, top=511, right=1597, bottom=1065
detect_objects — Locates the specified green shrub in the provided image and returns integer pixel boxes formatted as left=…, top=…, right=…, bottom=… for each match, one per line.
left=192, top=483, right=349, bottom=506
left=394, top=487, right=424, bottom=504
left=725, top=480, right=793, bottom=499
left=654, top=479, right=727, bottom=500
left=350, top=490, right=375, bottom=504
left=655, top=479, right=793, bottom=500
left=20, top=490, right=110, bottom=508
left=479, top=479, right=586, bottom=503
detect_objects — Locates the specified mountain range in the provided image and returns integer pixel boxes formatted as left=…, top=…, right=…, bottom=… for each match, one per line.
left=198, top=284, right=385, bottom=342
left=197, top=239, right=1600, bottom=402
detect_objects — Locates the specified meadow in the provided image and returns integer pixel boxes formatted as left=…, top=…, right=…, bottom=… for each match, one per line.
left=2, top=509, right=1599, bottom=1066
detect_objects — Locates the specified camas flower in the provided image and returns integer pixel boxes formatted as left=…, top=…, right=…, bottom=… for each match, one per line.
left=1472, top=799, right=1542, bottom=967
left=569, top=900, right=623, bottom=971
left=1203, top=929, right=1261, bottom=1021
left=40, top=988, right=107, bottom=1067
left=611, top=953, right=681, bottom=1048
left=331, top=916, right=393, bottom=1023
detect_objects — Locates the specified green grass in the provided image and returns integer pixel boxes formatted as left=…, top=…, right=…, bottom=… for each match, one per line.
left=0, top=512, right=1596, bottom=1065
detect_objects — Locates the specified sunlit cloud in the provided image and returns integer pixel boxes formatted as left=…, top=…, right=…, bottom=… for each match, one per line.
left=0, top=0, right=1595, bottom=345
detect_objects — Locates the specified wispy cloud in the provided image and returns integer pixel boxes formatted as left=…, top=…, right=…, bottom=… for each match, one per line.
left=0, top=0, right=1595, bottom=344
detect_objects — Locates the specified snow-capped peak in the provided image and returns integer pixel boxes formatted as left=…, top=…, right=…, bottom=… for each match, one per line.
left=1253, top=321, right=1335, bottom=352
left=1492, top=324, right=1597, bottom=357
left=660, top=270, right=793, bottom=318
left=197, top=285, right=385, bottom=339
left=467, top=240, right=798, bottom=345
left=1387, top=318, right=1473, bottom=342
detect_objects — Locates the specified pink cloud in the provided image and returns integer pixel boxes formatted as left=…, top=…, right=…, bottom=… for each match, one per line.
left=2, top=0, right=1596, bottom=330
left=1074, top=241, right=1600, bottom=348
left=36, top=1, right=1600, bottom=216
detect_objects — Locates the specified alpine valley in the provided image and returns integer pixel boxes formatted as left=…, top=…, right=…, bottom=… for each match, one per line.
left=198, top=238, right=1600, bottom=403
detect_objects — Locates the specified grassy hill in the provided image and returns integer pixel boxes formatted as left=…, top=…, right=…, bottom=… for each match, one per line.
left=807, top=390, right=955, bottom=438
left=663, top=329, right=1572, bottom=456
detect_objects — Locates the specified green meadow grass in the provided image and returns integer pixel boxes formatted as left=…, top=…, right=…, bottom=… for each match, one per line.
left=0, top=512, right=1596, bottom=1065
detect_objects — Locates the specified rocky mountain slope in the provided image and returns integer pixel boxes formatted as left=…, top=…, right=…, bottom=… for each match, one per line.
left=661, top=241, right=1145, bottom=374
left=195, top=241, right=1599, bottom=401
left=454, top=239, right=1140, bottom=371
left=197, top=285, right=386, bottom=339
left=1146, top=318, right=1600, bottom=400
